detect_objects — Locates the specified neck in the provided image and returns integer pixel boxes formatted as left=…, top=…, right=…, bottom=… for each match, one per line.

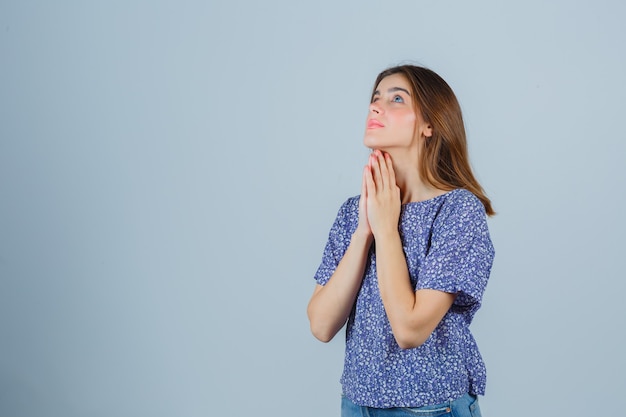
left=386, top=150, right=447, bottom=204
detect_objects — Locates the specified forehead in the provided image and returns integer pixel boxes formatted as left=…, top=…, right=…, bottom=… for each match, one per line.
left=375, top=73, right=411, bottom=93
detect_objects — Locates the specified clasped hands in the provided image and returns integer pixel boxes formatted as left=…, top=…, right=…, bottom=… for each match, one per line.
left=357, top=150, right=401, bottom=239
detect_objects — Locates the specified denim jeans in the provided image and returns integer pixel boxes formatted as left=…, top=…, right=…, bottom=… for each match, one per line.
left=341, top=393, right=482, bottom=417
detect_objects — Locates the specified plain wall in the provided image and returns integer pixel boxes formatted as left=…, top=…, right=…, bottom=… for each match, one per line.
left=1, top=1, right=625, bottom=416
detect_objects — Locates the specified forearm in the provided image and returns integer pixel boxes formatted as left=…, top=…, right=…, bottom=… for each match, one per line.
left=375, top=230, right=457, bottom=348
left=307, top=230, right=373, bottom=342
left=374, top=231, right=419, bottom=343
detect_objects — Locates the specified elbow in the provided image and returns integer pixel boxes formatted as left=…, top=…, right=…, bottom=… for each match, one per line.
left=307, top=300, right=341, bottom=343
left=309, top=320, right=338, bottom=343
left=393, top=328, right=429, bottom=350
left=307, top=310, right=337, bottom=343
left=395, top=336, right=424, bottom=350
left=311, top=328, right=334, bottom=343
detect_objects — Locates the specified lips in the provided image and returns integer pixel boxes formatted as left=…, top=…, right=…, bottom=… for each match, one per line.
left=367, top=119, right=384, bottom=129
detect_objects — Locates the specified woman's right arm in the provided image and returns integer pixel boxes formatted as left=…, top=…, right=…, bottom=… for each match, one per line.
left=307, top=229, right=372, bottom=342
left=307, top=167, right=373, bottom=342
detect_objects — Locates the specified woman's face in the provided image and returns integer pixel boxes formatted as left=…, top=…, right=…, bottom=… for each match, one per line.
left=363, top=73, right=431, bottom=151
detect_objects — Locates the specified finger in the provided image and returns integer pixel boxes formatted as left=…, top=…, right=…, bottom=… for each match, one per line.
left=365, top=163, right=376, bottom=194
left=378, top=151, right=390, bottom=190
left=361, top=165, right=368, bottom=199
left=385, top=153, right=396, bottom=187
left=359, top=166, right=368, bottom=222
left=369, top=152, right=382, bottom=189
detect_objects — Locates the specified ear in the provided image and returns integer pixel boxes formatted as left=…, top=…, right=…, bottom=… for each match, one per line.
left=423, top=124, right=433, bottom=139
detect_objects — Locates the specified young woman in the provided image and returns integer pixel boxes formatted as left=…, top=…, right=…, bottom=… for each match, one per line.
left=307, top=65, right=495, bottom=417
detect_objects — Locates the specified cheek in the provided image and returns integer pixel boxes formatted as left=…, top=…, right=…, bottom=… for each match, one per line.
left=393, top=112, right=416, bottom=133
left=402, top=112, right=416, bottom=126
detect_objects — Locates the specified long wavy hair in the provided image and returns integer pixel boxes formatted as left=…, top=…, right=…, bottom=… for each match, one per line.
left=372, top=65, right=495, bottom=216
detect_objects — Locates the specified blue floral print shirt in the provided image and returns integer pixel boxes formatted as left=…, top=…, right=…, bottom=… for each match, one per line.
left=314, top=189, right=495, bottom=408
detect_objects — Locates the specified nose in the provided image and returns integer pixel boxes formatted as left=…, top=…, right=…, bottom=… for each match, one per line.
left=369, top=101, right=382, bottom=114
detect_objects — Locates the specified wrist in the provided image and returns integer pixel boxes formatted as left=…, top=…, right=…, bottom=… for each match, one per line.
left=352, top=227, right=374, bottom=244
left=372, top=227, right=400, bottom=243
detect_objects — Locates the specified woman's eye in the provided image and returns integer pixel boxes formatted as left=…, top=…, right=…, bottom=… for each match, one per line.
left=392, top=95, right=404, bottom=103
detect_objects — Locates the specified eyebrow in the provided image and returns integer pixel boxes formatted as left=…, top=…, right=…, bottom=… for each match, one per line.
left=373, top=87, right=411, bottom=96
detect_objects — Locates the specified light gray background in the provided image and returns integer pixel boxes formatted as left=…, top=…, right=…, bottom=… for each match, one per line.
left=1, top=1, right=624, bottom=416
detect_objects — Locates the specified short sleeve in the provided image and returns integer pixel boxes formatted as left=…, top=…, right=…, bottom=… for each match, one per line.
left=416, top=191, right=495, bottom=311
left=313, top=197, right=359, bottom=286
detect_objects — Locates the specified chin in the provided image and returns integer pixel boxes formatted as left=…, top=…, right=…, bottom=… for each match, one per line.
left=363, top=134, right=383, bottom=150
left=364, top=133, right=414, bottom=152
left=363, top=138, right=392, bottom=152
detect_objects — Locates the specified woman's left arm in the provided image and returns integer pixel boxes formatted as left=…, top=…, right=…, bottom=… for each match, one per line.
left=365, top=150, right=456, bottom=349
left=374, top=231, right=456, bottom=349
